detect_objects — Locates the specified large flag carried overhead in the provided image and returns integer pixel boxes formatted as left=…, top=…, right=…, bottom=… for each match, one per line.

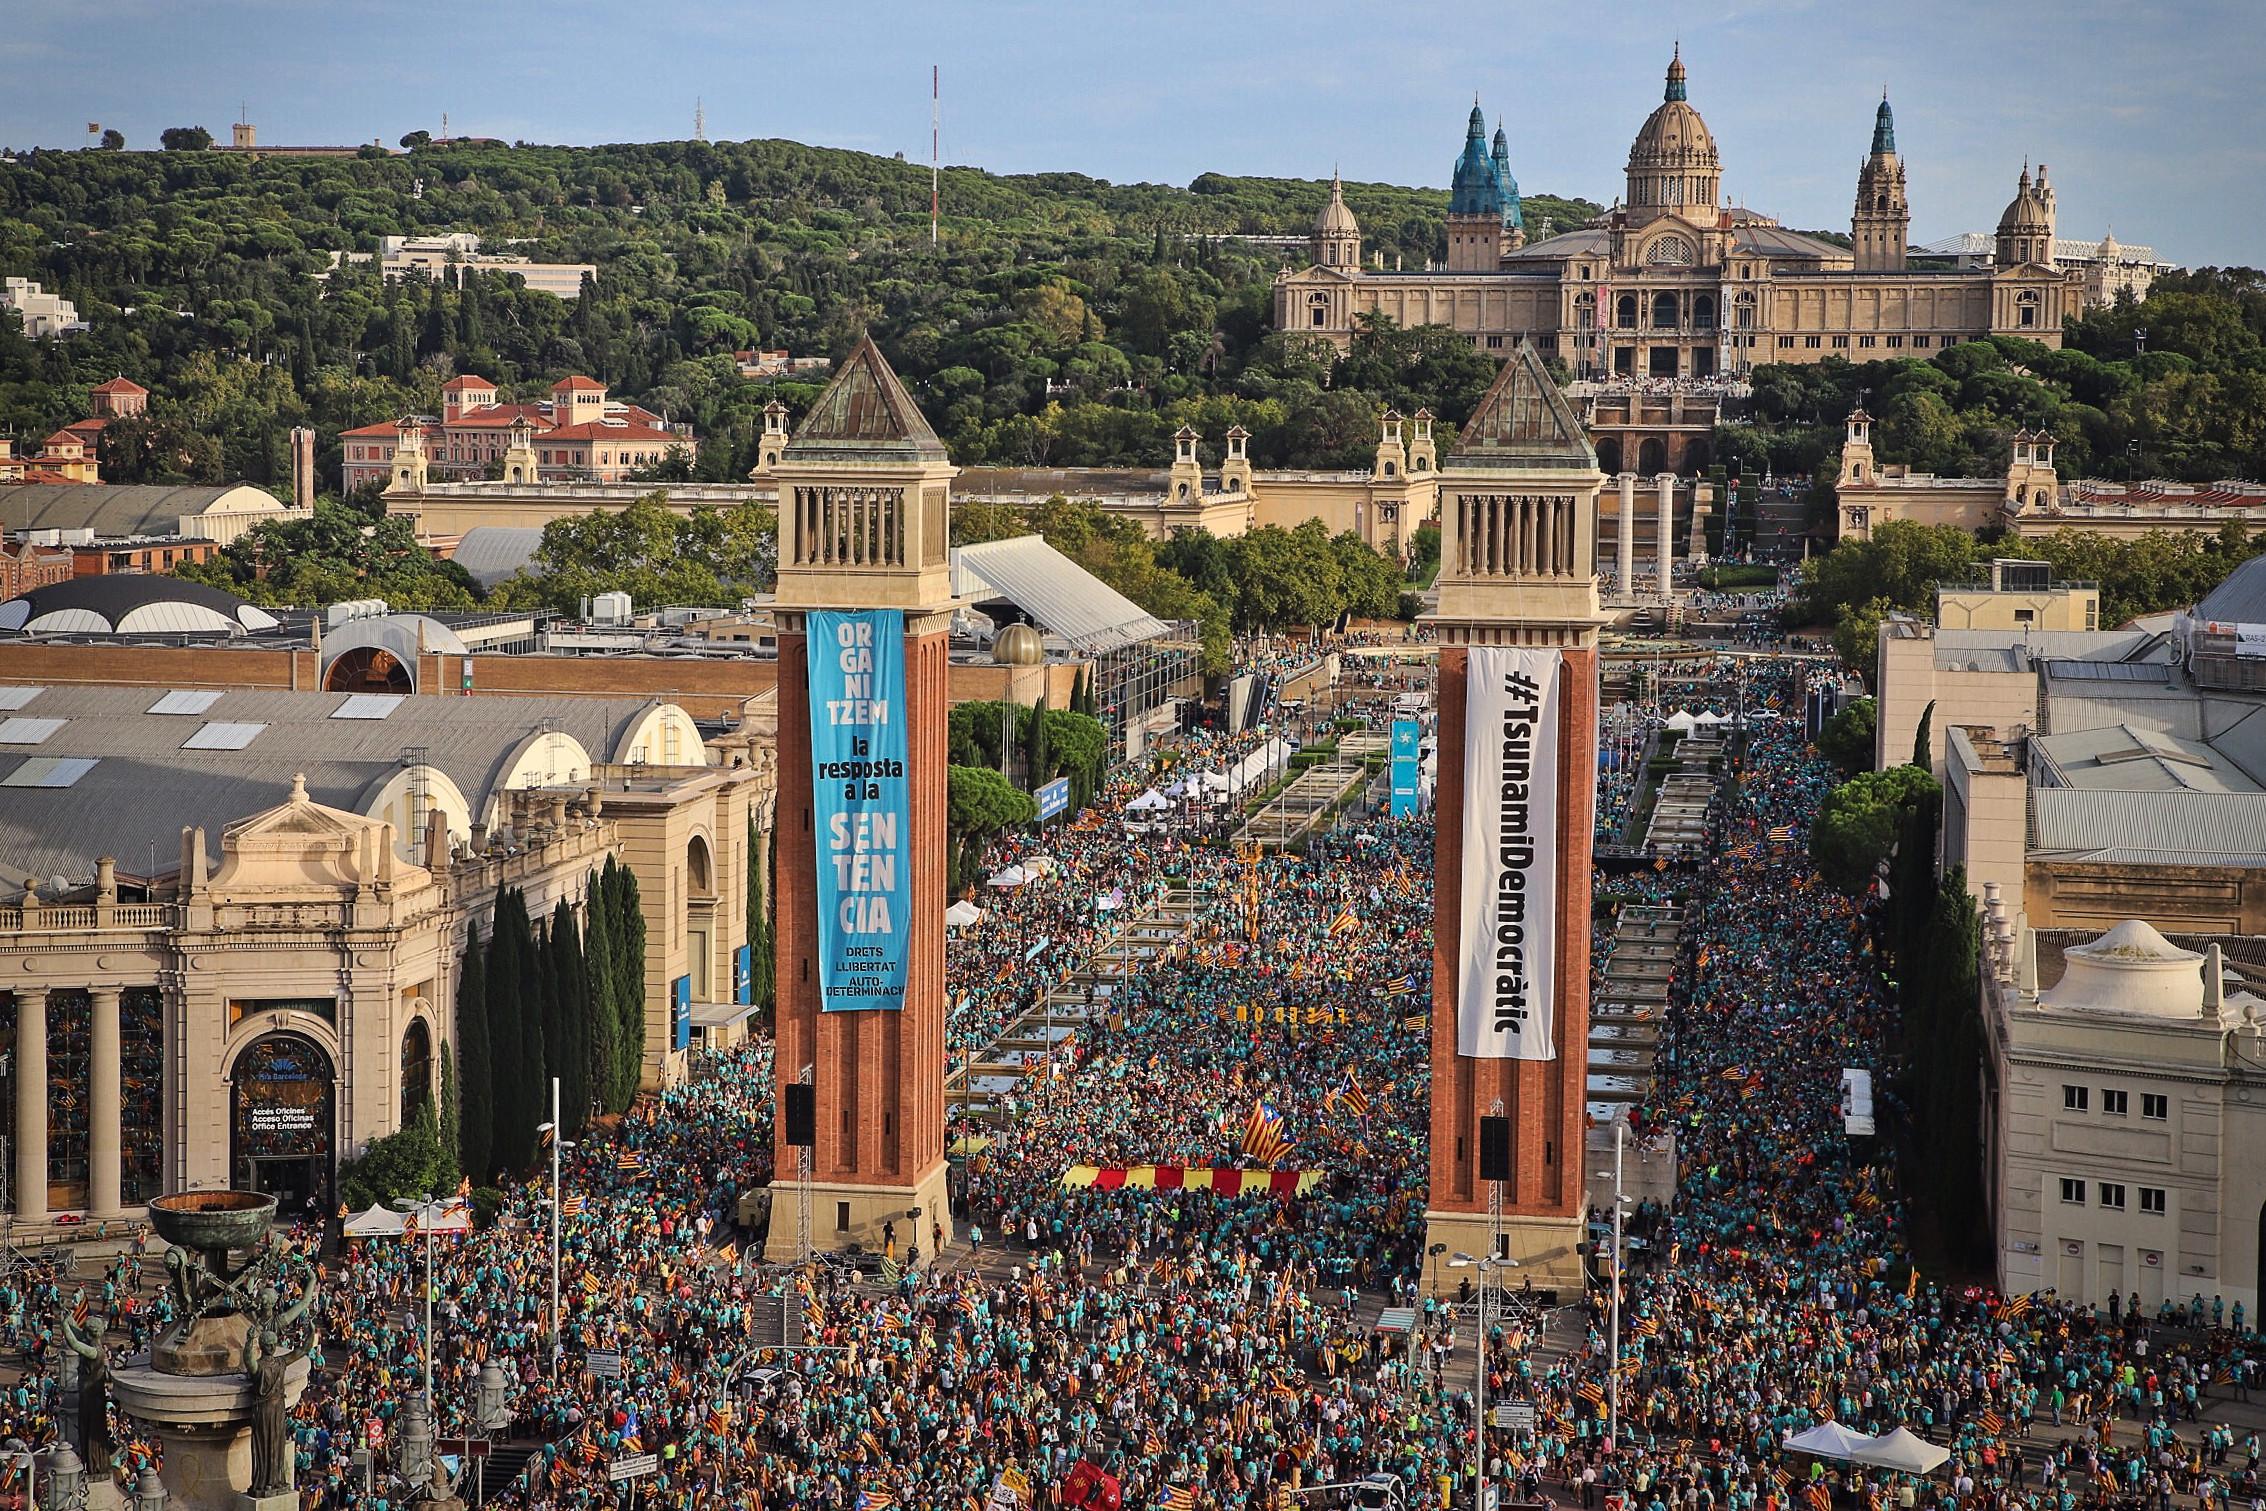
left=1456, top=647, right=1562, bottom=1060
left=1241, top=1100, right=1290, bottom=1164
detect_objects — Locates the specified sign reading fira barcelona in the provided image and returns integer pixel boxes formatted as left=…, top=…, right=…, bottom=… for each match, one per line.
left=807, top=609, right=913, bottom=1011
left=1456, top=647, right=1560, bottom=1061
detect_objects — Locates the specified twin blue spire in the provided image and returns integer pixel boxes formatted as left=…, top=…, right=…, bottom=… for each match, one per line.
left=1449, top=98, right=1522, bottom=230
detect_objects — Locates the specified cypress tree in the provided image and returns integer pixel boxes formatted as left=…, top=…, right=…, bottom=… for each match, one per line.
left=533, top=908, right=559, bottom=1109
left=1913, top=700, right=1936, bottom=770
left=1025, top=696, right=1051, bottom=790
left=583, top=870, right=621, bottom=1120
left=748, top=817, right=775, bottom=1013
left=440, top=1045, right=460, bottom=1170
left=610, top=860, right=648, bottom=1108
left=489, top=888, right=543, bottom=1171
left=549, top=897, right=590, bottom=1135
left=456, top=923, right=492, bottom=1184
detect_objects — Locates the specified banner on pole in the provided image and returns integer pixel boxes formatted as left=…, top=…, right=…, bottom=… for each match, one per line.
left=807, top=609, right=912, bottom=1011
left=1457, top=647, right=1561, bottom=1060
left=1390, top=717, right=1421, bottom=817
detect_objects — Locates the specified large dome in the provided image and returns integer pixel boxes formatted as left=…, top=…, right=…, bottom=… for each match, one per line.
left=0, top=575, right=280, bottom=638
left=1624, top=48, right=1720, bottom=219
left=1313, top=173, right=1360, bottom=238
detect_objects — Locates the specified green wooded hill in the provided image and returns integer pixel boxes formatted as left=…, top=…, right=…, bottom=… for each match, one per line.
left=0, top=136, right=1597, bottom=487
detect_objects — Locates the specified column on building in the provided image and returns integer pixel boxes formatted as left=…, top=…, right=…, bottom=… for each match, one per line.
left=88, top=986, right=122, bottom=1217
left=1617, top=472, right=1638, bottom=599
left=14, top=991, right=44, bottom=1221
left=1656, top=472, right=1677, bottom=600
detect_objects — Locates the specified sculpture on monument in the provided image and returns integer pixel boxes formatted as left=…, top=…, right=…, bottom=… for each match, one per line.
left=107, top=1192, right=320, bottom=1511
left=59, top=1309, right=114, bottom=1467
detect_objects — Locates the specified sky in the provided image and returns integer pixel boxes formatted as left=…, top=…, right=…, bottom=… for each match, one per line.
left=5, top=0, right=2261, bottom=267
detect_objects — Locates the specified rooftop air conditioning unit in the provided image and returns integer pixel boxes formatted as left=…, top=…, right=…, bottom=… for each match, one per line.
left=591, top=591, right=633, bottom=626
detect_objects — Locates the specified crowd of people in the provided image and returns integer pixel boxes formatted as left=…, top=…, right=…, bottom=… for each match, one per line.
left=16, top=640, right=2266, bottom=1511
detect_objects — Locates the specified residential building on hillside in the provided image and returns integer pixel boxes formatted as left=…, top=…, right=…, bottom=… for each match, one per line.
left=1, top=278, right=86, bottom=339
left=339, top=374, right=693, bottom=492
left=323, top=234, right=596, bottom=299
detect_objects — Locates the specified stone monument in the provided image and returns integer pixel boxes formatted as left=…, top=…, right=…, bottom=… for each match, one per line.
left=107, top=1192, right=317, bottom=1511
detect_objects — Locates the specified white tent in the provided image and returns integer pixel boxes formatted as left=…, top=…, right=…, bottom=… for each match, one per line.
left=1695, top=710, right=1731, bottom=726
left=1126, top=789, right=1172, bottom=813
left=945, top=900, right=985, bottom=929
left=1849, top=1428, right=1950, bottom=1475
left=1785, top=1422, right=1876, bottom=1461
left=987, top=865, right=1032, bottom=889
left=344, top=1198, right=472, bottom=1238
left=1664, top=710, right=1701, bottom=736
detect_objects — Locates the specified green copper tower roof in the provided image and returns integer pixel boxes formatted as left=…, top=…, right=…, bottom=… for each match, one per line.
left=1872, top=95, right=1896, bottom=155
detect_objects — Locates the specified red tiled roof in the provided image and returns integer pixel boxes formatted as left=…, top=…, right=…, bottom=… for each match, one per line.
left=339, top=420, right=403, bottom=438
left=441, top=374, right=495, bottom=392
left=445, top=404, right=552, bottom=429
left=22, top=469, right=79, bottom=484
left=91, top=377, right=148, bottom=396
left=551, top=375, right=606, bottom=392
left=64, top=417, right=109, bottom=436
left=539, top=421, right=680, bottom=443
left=40, top=429, right=84, bottom=450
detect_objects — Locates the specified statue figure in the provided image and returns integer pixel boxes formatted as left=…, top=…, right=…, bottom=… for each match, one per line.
left=243, top=1327, right=306, bottom=1497
left=416, top=1454, right=468, bottom=1510
left=60, top=1309, right=113, bottom=1466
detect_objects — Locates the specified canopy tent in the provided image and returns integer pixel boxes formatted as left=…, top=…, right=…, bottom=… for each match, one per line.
left=1663, top=710, right=1702, bottom=736
left=1126, top=789, right=1172, bottom=813
left=1695, top=710, right=1732, bottom=725
left=1785, top=1422, right=1877, bottom=1460
left=344, top=1198, right=472, bottom=1238
left=1849, top=1428, right=1951, bottom=1475
left=987, top=865, right=1034, bottom=889
left=945, top=900, right=985, bottom=928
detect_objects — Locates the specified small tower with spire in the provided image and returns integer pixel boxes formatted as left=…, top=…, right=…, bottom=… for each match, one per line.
left=1490, top=120, right=1525, bottom=252
left=1851, top=91, right=1909, bottom=272
left=1446, top=99, right=1507, bottom=272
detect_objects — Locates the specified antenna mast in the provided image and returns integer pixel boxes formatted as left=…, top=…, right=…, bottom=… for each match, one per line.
left=931, top=65, right=940, bottom=248
left=695, top=96, right=706, bottom=142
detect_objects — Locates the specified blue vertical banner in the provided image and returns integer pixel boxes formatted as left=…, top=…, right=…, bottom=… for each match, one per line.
left=671, top=975, right=691, bottom=1051
left=1390, top=718, right=1421, bottom=818
left=807, top=609, right=912, bottom=1012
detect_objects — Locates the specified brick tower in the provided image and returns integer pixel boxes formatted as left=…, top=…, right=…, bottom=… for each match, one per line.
left=767, top=337, right=957, bottom=1256
left=1422, top=340, right=1605, bottom=1291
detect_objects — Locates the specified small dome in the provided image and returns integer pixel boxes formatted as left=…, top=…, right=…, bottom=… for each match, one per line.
left=991, top=622, right=1044, bottom=666
left=2042, top=920, right=2205, bottom=1020
left=2097, top=230, right=2122, bottom=260
left=0, top=576, right=280, bottom=638
left=1997, top=167, right=2051, bottom=233
left=1629, top=49, right=1717, bottom=169
left=1314, top=173, right=1360, bottom=238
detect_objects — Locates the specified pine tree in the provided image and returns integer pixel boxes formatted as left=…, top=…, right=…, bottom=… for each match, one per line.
left=456, top=923, right=493, bottom=1183
left=609, top=860, right=648, bottom=1108
left=583, top=870, right=621, bottom=1120
left=549, top=897, right=590, bottom=1134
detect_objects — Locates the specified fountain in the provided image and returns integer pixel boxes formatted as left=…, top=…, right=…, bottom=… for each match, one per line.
left=101, top=1192, right=317, bottom=1511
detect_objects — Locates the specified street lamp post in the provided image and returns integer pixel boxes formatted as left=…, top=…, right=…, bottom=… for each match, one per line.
left=1452, top=1252, right=1516, bottom=1511
left=1595, top=1119, right=1628, bottom=1454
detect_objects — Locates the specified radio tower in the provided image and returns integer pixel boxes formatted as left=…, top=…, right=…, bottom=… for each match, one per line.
left=931, top=65, right=940, bottom=248
left=695, top=97, right=706, bottom=142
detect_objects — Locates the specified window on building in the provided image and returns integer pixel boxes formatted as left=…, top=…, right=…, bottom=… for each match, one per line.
left=2141, top=1092, right=2168, bottom=1120
left=1804, top=336, right=1822, bottom=349
left=1777, top=336, right=1795, bottom=349
left=1487, top=335, right=1504, bottom=349
left=1857, top=335, right=1876, bottom=348
left=2060, top=1178, right=2085, bottom=1204
left=1831, top=335, right=1850, bottom=349
left=1913, top=335, right=1931, bottom=348
left=2102, top=1088, right=2128, bottom=1115
left=2139, top=1187, right=2166, bottom=1215
left=1886, top=336, right=1903, bottom=348
left=2063, top=1084, right=2088, bottom=1111
left=2098, top=1183, right=2126, bottom=1210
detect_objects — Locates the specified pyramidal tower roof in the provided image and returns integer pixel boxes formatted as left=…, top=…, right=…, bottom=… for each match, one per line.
left=784, top=336, right=948, bottom=462
left=1445, top=340, right=1596, bottom=470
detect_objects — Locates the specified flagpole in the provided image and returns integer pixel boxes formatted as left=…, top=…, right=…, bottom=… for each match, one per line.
left=550, top=1075, right=562, bottom=1383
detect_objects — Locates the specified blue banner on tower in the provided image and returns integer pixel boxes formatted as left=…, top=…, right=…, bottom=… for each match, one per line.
left=807, top=609, right=912, bottom=1012
left=1390, top=718, right=1421, bottom=818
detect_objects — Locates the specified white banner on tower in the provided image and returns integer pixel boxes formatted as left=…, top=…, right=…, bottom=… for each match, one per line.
left=1457, top=647, right=1561, bottom=1061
